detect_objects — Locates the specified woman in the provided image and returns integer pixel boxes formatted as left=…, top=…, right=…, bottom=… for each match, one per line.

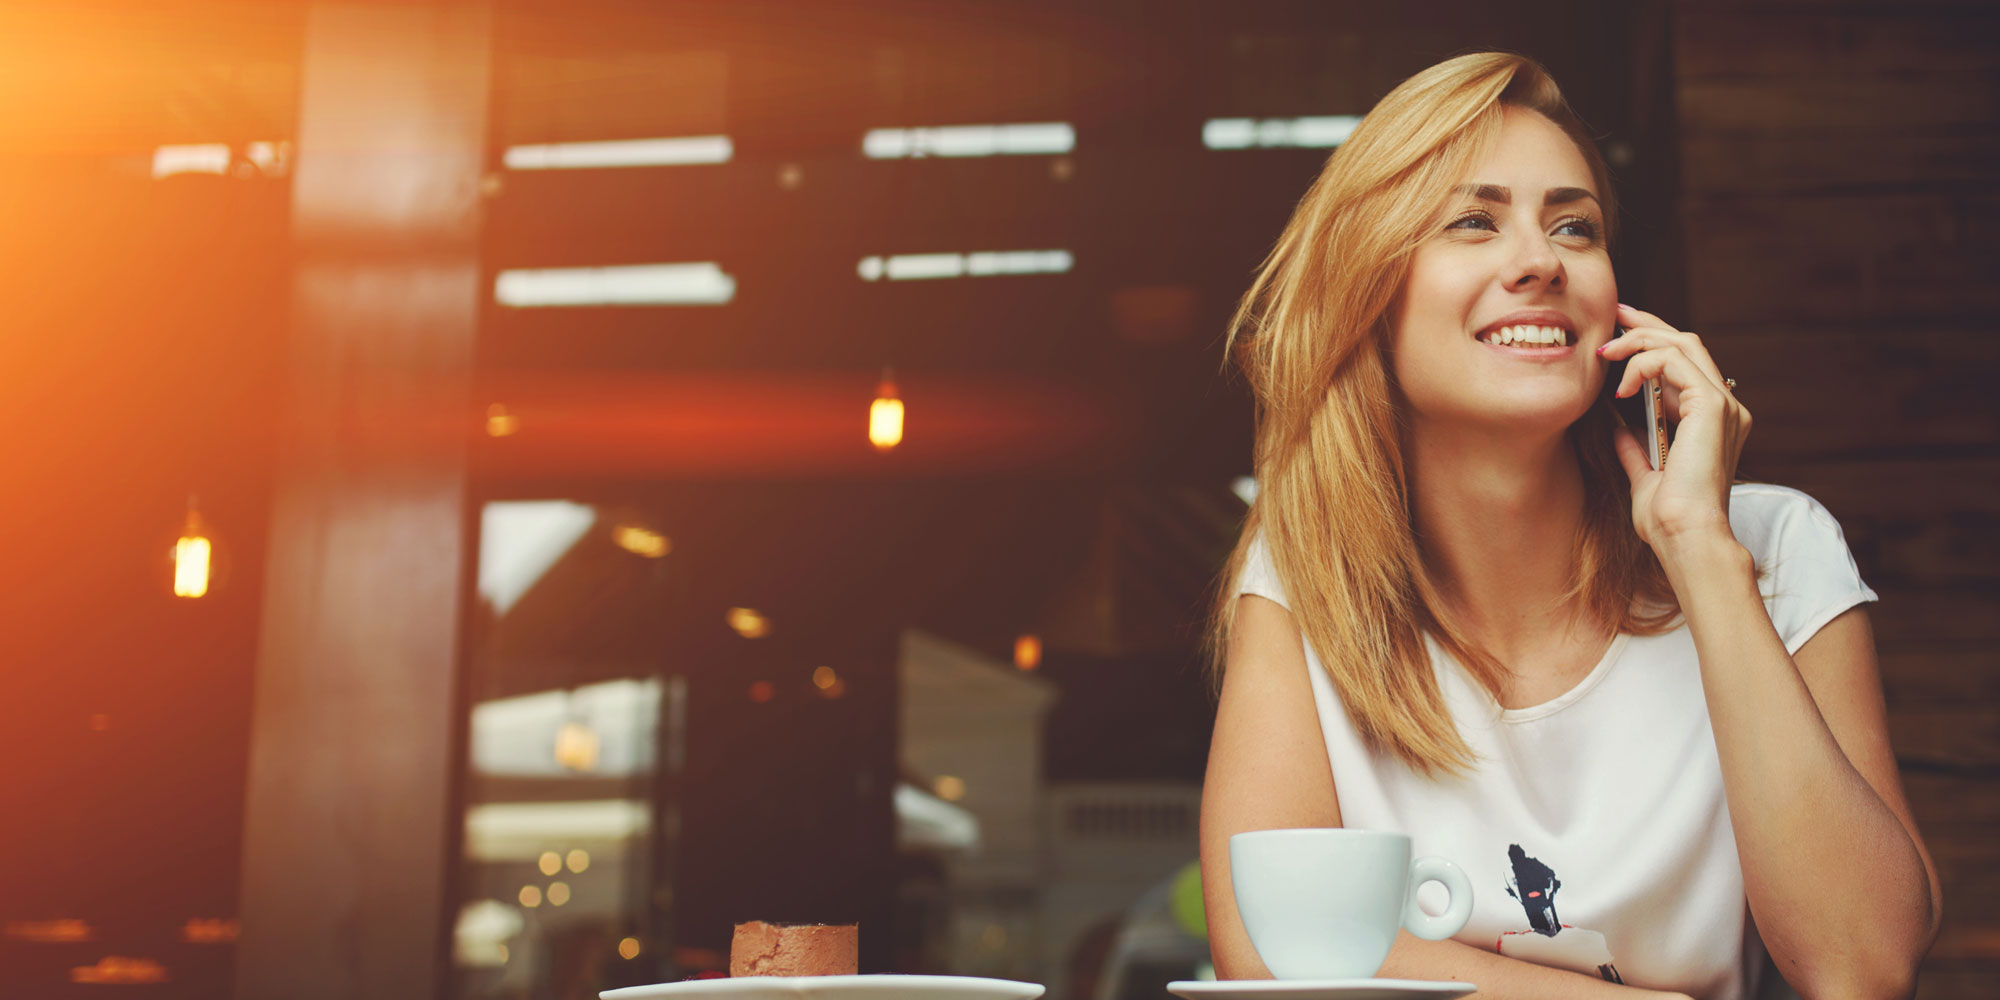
left=1198, top=52, right=1941, bottom=1000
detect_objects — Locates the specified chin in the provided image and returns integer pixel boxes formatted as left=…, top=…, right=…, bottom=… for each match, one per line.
left=1476, top=398, right=1593, bottom=432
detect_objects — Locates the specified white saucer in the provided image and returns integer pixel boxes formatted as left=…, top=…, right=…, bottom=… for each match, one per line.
left=1168, top=979, right=1475, bottom=1000
left=603, top=975, right=1046, bottom=1000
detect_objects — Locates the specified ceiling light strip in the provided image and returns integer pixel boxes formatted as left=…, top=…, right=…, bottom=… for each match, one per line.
left=863, top=123, right=1075, bottom=159
left=495, top=262, right=737, bottom=307
left=857, top=250, right=1074, bottom=282
left=503, top=135, right=734, bottom=170
left=1202, top=115, right=1361, bottom=150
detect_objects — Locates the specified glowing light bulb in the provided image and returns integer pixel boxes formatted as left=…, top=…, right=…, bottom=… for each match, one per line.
left=726, top=607, right=772, bottom=638
left=171, top=502, right=215, bottom=598
left=614, top=524, right=671, bottom=558
left=870, top=372, right=903, bottom=451
left=486, top=403, right=520, bottom=437
left=1014, top=635, right=1042, bottom=671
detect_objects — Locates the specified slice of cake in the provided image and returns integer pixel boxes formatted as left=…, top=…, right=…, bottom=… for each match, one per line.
left=729, top=921, right=858, bottom=977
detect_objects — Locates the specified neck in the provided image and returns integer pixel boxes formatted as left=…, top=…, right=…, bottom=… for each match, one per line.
left=1405, top=417, right=1593, bottom=656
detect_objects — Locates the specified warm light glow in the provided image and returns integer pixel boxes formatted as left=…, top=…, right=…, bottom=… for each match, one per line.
left=173, top=534, right=211, bottom=598
left=934, top=775, right=966, bottom=801
left=538, top=851, right=562, bottom=877
left=505, top=135, right=733, bottom=170
left=150, top=141, right=289, bottom=179
left=748, top=680, right=776, bottom=703
left=813, top=668, right=848, bottom=699
left=566, top=849, right=590, bottom=873
left=88, top=714, right=110, bottom=732
left=613, top=524, right=671, bottom=558
left=71, top=956, right=169, bottom=985
left=487, top=403, right=520, bottom=437
left=857, top=250, right=1072, bottom=282
left=518, top=885, right=542, bottom=908
left=180, top=919, right=238, bottom=944
left=6, top=919, right=93, bottom=943
left=1202, top=115, right=1361, bottom=150
left=726, top=607, right=772, bottom=639
left=870, top=377, right=904, bottom=451
left=546, top=881, right=572, bottom=906
left=863, top=123, right=1074, bottom=159
left=245, top=141, right=289, bottom=175
left=1014, top=635, right=1042, bottom=671
left=495, top=262, right=737, bottom=307
left=553, top=721, right=600, bottom=771
left=619, top=937, right=642, bottom=960
left=151, top=143, right=230, bottom=179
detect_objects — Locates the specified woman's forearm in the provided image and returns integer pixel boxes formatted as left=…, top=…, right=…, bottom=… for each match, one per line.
left=1378, top=934, right=1688, bottom=1000
left=1662, top=533, right=1934, bottom=998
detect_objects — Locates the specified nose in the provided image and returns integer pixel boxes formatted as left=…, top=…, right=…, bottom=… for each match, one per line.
left=1506, top=231, right=1564, bottom=291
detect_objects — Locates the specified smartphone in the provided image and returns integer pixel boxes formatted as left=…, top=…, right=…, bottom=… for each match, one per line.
left=1603, top=325, right=1668, bottom=471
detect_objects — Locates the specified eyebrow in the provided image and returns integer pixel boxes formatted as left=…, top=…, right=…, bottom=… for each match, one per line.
left=1455, top=183, right=1600, bottom=208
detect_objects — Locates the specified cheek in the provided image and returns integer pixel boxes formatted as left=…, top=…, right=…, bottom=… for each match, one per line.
left=1387, top=328, right=1464, bottom=414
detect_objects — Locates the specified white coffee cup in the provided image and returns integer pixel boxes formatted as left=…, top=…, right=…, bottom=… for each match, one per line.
left=1230, top=828, right=1473, bottom=980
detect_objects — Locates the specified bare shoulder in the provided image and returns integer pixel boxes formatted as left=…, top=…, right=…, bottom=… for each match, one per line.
left=1207, top=593, right=1340, bottom=828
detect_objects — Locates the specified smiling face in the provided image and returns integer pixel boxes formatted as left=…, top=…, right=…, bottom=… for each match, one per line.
left=1387, top=105, right=1617, bottom=433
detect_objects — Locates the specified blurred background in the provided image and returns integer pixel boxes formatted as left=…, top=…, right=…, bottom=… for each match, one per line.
left=0, top=1, right=1993, bottom=998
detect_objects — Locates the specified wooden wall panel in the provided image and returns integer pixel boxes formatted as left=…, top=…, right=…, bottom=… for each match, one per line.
left=1712, top=330, right=2000, bottom=457
left=1673, top=2, right=2000, bottom=995
left=1680, top=130, right=2000, bottom=195
left=1677, top=9, right=2000, bottom=76
left=1682, top=195, right=2000, bottom=327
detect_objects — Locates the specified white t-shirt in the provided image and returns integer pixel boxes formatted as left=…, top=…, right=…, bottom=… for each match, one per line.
left=1233, top=483, right=1879, bottom=1000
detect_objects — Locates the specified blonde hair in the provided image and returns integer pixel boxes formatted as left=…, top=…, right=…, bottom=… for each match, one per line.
left=1205, top=51, right=1683, bottom=775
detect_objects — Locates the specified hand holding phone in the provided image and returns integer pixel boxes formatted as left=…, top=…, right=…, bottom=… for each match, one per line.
left=1603, top=325, right=1669, bottom=471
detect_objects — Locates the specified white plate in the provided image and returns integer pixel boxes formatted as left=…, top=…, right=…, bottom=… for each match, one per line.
left=1167, top=979, right=1475, bottom=1000
left=604, top=975, right=1046, bottom=1000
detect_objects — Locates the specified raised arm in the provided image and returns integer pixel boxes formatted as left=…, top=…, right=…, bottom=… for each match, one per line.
left=1602, top=303, right=1942, bottom=997
left=1200, top=595, right=1693, bottom=999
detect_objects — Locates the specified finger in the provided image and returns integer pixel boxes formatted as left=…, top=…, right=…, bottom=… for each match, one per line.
left=1616, top=302, right=1680, bottom=333
left=1602, top=327, right=1730, bottom=393
left=1611, top=424, right=1652, bottom=485
left=1598, top=326, right=1689, bottom=361
left=1615, top=344, right=1724, bottom=402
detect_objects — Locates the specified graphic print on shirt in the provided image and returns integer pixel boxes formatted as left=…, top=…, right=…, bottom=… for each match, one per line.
left=1498, top=844, right=1623, bottom=983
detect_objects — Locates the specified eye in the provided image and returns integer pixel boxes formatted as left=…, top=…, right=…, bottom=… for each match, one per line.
left=1445, top=210, right=1496, bottom=232
left=1555, top=216, right=1599, bottom=240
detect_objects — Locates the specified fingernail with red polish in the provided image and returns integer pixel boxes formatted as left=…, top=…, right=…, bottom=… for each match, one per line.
left=1617, top=302, right=1634, bottom=311
left=1595, top=344, right=1605, bottom=356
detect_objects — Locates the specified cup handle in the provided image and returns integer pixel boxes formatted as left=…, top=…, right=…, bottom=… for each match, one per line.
left=1403, top=856, right=1474, bottom=941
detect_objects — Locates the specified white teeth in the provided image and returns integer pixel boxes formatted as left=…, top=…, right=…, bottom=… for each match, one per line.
left=1482, top=324, right=1569, bottom=346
